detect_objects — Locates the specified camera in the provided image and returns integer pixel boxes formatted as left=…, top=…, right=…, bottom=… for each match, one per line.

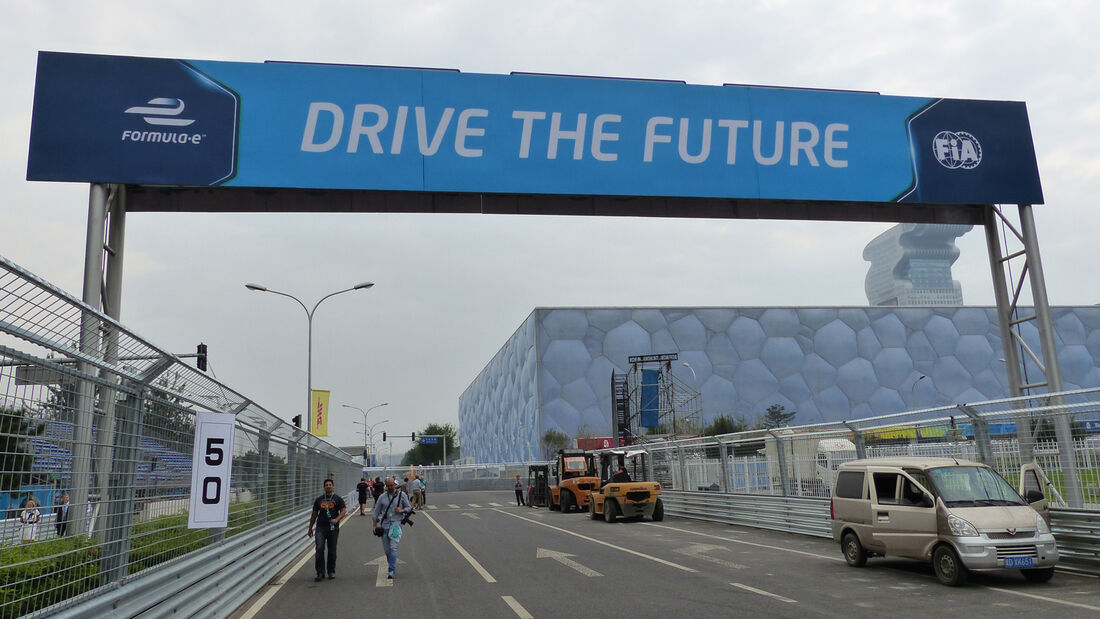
left=401, top=509, right=416, bottom=526
left=373, top=526, right=384, bottom=537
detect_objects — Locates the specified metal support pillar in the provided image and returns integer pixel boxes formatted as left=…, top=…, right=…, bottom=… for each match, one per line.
left=958, top=405, right=993, bottom=466
left=1019, top=204, right=1083, bottom=507
left=71, top=183, right=108, bottom=537
left=843, top=422, right=866, bottom=460
left=985, top=205, right=1035, bottom=462
left=676, top=446, right=687, bottom=491
left=287, top=437, right=298, bottom=507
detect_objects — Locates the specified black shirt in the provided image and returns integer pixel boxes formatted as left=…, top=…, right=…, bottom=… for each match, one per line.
left=357, top=482, right=370, bottom=498
left=313, top=493, right=346, bottom=527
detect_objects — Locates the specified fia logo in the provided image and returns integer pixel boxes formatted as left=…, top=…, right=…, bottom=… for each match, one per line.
left=932, top=131, right=982, bottom=170
left=124, top=97, right=195, bottom=127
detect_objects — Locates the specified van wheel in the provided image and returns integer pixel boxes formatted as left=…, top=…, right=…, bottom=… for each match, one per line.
left=932, top=546, right=968, bottom=586
left=604, top=499, right=618, bottom=523
left=652, top=498, right=664, bottom=522
left=561, top=490, right=574, bottom=513
left=842, top=532, right=867, bottom=567
left=1022, top=567, right=1055, bottom=583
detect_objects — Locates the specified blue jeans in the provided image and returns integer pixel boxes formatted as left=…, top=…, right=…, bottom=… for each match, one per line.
left=315, top=525, right=338, bottom=576
left=381, top=529, right=400, bottom=575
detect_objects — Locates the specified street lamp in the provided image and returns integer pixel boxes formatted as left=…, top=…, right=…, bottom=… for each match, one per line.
left=342, top=402, right=388, bottom=455
left=245, top=281, right=374, bottom=433
left=682, top=362, right=698, bottom=386
left=354, top=418, right=390, bottom=465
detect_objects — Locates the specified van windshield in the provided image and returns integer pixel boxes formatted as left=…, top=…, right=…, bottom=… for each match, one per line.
left=926, top=466, right=1026, bottom=507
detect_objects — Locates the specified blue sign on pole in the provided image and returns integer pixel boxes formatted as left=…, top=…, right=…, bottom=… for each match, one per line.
left=419, top=436, right=439, bottom=445
left=28, top=52, right=1043, bottom=206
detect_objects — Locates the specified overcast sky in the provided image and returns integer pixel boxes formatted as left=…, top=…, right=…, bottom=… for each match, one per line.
left=3, top=1, right=1098, bottom=457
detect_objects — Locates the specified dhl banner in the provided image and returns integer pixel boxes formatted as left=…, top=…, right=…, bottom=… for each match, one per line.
left=311, top=389, right=331, bottom=437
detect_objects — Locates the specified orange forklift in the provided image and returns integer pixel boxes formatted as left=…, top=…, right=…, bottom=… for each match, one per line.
left=548, top=449, right=600, bottom=512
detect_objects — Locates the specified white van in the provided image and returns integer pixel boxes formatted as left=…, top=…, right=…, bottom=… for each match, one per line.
left=830, top=457, right=1058, bottom=586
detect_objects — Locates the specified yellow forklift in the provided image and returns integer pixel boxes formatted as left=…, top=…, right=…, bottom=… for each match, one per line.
left=588, top=449, right=664, bottom=522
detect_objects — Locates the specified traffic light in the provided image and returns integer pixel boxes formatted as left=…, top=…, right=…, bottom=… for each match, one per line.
left=196, top=343, right=208, bottom=371
left=411, top=432, right=416, bottom=441
left=382, top=432, right=386, bottom=442
left=292, top=415, right=302, bottom=428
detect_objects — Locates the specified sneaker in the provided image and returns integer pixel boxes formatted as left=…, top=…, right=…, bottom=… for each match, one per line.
left=315, top=575, right=324, bottom=582
left=387, top=573, right=394, bottom=579
left=328, top=574, right=335, bottom=580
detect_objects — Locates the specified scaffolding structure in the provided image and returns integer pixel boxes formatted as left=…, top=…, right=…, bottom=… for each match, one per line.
left=611, top=354, right=700, bottom=446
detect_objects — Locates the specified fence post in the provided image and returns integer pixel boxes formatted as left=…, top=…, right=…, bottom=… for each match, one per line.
left=676, top=446, right=687, bottom=491
left=843, top=422, right=867, bottom=460
left=99, top=384, right=144, bottom=585
left=718, top=440, right=731, bottom=492
left=958, top=405, right=994, bottom=465
left=258, top=431, right=270, bottom=524
left=769, top=431, right=790, bottom=496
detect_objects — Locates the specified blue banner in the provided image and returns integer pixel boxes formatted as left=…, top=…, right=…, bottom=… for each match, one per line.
left=640, top=369, right=660, bottom=428
left=28, top=52, right=1043, bottom=205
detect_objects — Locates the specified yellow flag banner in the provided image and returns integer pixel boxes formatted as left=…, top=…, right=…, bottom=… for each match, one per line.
left=311, top=389, right=331, bottom=437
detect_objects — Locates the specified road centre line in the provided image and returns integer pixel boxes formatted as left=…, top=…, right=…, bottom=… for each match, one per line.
left=642, top=523, right=842, bottom=562
left=502, top=595, right=534, bottom=618
left=423, top=511, right=497, bottom=583
left=730, top=582, right=797, bottom=603
left=984, top=586, right=1100, bottom=612
left=494, top=508, right=696, bottom=573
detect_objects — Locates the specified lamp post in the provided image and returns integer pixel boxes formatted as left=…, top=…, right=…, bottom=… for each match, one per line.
left=682, top=362, right=698, bottom=386
left=342, top=402, right=388, bottom=458
left=354, top=418, right=390, bottom=466
left=246, top=281, right=374, bottom=433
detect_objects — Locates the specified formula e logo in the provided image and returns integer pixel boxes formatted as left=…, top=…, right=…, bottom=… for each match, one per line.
left=932, top=131, right=982, bottom=170
left=124, top=97, right=195, bottom=127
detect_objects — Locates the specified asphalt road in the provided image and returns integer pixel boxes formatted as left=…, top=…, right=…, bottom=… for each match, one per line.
left=232, top=490, right=1100, bottom=618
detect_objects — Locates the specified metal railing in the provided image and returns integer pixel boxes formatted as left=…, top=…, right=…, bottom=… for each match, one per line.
left=0, top=255, right=360, bottom=618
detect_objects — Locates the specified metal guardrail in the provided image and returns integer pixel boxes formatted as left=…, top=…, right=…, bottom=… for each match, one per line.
left=1050, top=508, right=1100, bottom=576
left=661, top=490, right=831, bottom=538
left=662, top=490, right=1100, bottom=576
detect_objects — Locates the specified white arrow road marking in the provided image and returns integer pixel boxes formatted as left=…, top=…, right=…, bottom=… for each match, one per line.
left=364, top=556, right=407, bottom=587
left=675, top=543, right=746, bottom=569
left=730, top=582, right=797, bottom=603
left=461, top=512, right=480, bottom=519
left=537, top=547, right=603, bottom=577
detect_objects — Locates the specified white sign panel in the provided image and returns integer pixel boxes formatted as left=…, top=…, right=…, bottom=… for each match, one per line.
left=188, top=412, right=236, bottom=529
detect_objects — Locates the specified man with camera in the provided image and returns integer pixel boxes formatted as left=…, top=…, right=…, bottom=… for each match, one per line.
left=307, top=479, right=346, bottom=582
left=372, top=476, right=413, bottom=580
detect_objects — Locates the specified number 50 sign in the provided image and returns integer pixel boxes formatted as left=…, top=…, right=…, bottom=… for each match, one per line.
left=188, top=412, right=236, bottom=528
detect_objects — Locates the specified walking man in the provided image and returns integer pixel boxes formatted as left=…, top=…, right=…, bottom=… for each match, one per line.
left=54, top=493, right=71, bottom=536
left=514, top=475, right=526, bottom=506
left=307, top=479, right=346, bottom=581
left=410, top=476, right=423, bottom=509
left=372, top=476, right=412, bottom=579
left=356, top=478, right=371, bottom=515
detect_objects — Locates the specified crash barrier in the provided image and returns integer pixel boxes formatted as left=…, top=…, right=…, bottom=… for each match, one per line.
left=1050, top=508, right=1100, bottom=576
left=0, top=255, right=360, bottom=618
left=662, top=490, right=1100, bottom=576
left=661, top=490, right=831, bottom=538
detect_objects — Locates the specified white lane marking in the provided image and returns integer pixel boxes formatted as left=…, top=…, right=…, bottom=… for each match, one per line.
left=426, top=505, right=438, bottom=510
left=461, top=513, right=481, bottom=519
left=643, top=523, right=841, bottom=562
left=502, top=595, right=534, bottom=618
left=676, top=543, right=745, bottom=569
left=730, top=582, right=797, bottom=603
left=494, top=508, right=695, bottom=573
left=468, top=503, right=482, bottom=508
left=489, top=502, right=503, bottom=506
left=236, top=539, right=314, bottom=619
left=423, top=511, right=497, bottom=582
left=985, top=586, right=1100, bottom=612
left=448, top=504, right=461, bottom=508
left=537, top=547, right=603, bottom=577
left=365, top=556, right=407, bottom=587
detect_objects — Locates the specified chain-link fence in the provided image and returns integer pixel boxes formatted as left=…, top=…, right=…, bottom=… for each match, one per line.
left=640, top=389, right=1100, bottom=510
left=0, top=256, right=359, bottom=618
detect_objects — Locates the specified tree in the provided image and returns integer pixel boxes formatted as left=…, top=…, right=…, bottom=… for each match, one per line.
left=1, top=408, right=45, bottom=493
left=703, top=414, right=748, bottom=437
left=760, top=404, right=796, bottom=429
left=401, top=423, right=458, bottom=465
left=540, top=429, right=569, bottom=459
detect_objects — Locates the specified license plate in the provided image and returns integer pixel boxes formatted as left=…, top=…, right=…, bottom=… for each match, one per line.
left=1004, top=557, right=1034, bottom=568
